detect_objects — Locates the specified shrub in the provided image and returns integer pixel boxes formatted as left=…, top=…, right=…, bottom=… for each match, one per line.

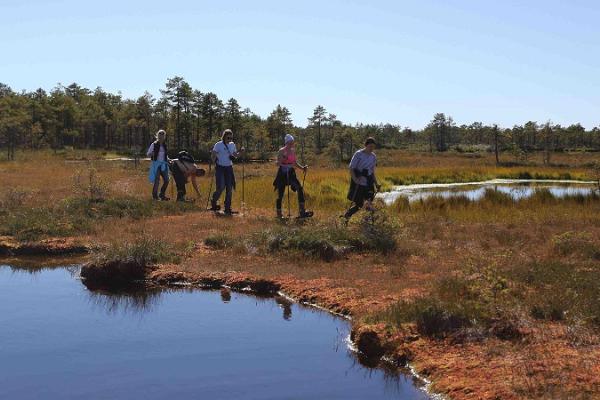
left=82, top=236, right=174, bottom=287
left=354, top=210, right=398, bottom=253
left=0, top=188, right=32, bottom=210
left=552, top=231, right=598, bottom=259
left=72, top=167, right=109, bottom=202
left=265, top=224, right=352, bottom=262
left=91, top=236, right=173, bottom=267
left=204, top=233, right=234, bottom=249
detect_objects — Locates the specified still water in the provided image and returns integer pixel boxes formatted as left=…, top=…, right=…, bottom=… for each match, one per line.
left=0, top=264, right=429, bottom=400
left=379, top=179, right=597, bottom=205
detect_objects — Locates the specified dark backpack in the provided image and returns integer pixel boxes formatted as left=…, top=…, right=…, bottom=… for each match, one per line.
left=177, top=150, right=195, bottom=164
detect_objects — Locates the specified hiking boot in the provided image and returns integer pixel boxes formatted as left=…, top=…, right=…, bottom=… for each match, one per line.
left=339, top=215, right=349, bottom=227
left=223, top=209, right=235, bottom=216
left=160, top=196, right=170, bottom=201
left=298, top=210, right=313, bottom=218
left=276, top=209, right=283, bottom=219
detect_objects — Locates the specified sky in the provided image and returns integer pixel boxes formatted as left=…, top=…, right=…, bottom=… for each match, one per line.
left=1, top=0, right=599, bottom=129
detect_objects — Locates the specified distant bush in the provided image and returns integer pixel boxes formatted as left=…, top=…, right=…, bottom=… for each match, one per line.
left=72, top=167, right=109, bottom=202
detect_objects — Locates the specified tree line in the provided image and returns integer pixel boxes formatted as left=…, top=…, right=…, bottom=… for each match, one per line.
left=1, top=77, right=599, bottom=163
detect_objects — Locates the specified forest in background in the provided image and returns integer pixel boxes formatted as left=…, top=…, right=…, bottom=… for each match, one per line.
left=1, top=76, right=600, bottom=163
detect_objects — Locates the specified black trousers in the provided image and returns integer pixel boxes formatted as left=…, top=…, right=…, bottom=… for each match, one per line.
left=170, top=164, right=187, bottom=201
left=274, top=168, right=305, bottom=211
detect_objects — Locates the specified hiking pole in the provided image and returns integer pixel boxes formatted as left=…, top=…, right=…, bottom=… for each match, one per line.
left=241, top=133, right=246, bottom=216
left=287, top=169, right=291, bottom=220
left=302, top=167, right=308, bottom=213
left=205, top=162, right=213, bottom=211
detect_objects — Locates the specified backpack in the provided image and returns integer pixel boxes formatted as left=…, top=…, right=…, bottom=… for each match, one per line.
left=177, top=150, right=195, bottom=164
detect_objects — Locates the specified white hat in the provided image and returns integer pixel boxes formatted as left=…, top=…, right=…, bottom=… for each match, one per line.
left=284, top=134, right=295, bottom=144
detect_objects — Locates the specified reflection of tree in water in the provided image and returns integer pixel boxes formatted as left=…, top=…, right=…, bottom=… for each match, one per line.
left=2, top=262, right=81, bottom=276
left=345, top=348, right=425, bottom=396
left=326, top=325, right=426, bottom=397
left=82, top=280, right=166, bottom=315
left=275, top=295, right=293, bottom=321
left=220, top=288, right=231, bottom=303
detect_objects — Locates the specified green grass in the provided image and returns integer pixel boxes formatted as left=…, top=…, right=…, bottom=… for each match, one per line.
left=82, top=236, right=176, bottom=287
left=250, top=210, right=399, bottom=261
left=204, top=233, right=235, bottom=249
left=0, top=195, right=198, bottom=241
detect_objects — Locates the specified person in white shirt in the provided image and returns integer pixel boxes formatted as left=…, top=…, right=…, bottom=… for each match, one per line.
left=209, top=129, right=245, bottom=214
left=146, top=130, right=170, bottom=200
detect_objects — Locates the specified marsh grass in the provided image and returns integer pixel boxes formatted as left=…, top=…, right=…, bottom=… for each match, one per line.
left=82, top=236, right=176, bottom=286
left=204, top=233, right=234, bottom=249
left=249, top=210, right=399, bottom=261
left=91, top=236, right=174, bottom=267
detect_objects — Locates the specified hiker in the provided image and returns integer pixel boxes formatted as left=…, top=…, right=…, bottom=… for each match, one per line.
left=209, top=129, right=245, bottom=215
left=273, top=134, right=313, bottom=218
left=343, top=137, right=381, bottom=221
left=147, top=129, right=170, bottom=201
left=170, top=151, right=205, bottom=202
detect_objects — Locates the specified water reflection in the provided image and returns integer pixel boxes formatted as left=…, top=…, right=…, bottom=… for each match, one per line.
left=1, top=260, right=81, bottom=275
left=275, top=295, right=293, bottom=321
left=82, top=281, right=166, bottom=315
left=0, top=265, right=431, bottom=399
left=380, top=179, right=598, bottom=205
left=220, top=288, right=231, bottom=303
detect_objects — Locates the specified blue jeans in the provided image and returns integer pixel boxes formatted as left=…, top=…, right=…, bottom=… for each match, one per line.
left=152, top=164, right=169, bottom=199
left=212, top=165, right=235, bottom=211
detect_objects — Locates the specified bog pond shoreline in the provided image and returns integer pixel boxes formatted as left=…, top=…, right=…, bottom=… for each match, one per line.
left=0, top=261, right=433, bottom=400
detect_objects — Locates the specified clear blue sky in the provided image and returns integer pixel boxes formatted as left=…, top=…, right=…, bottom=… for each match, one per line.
left=1, top=0, right=599, bottom=129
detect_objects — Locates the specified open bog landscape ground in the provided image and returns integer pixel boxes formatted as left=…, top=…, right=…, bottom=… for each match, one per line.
left=1, top=149, right=600, bottom=399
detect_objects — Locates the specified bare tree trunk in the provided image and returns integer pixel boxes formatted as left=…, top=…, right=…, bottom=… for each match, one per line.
left=493, top=125, right=500, bottom=165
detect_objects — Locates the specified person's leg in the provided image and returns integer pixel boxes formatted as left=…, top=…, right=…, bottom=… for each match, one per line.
left=224, top=184, right=233, bottom=212
left=223, top=167, right=235, bottom=213
left=276, top=185, right=285, bottom=218
left=211, top=167, right=224, bottom=209
left=291, top=174, right=310, bottom=217
left=151, top=163, right=160, bottom=199
left=159, top=167, right=170, bottom=200
left=152, top=177, right=160, bottom=200
left=172, top=166, right=187, bottom=201
left=344, top=204, right=361, bottom=219
left=344, top=188, right=365, bottom=219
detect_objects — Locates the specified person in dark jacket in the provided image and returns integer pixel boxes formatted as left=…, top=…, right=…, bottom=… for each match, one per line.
left=146, top=130, right=170, bottom=200
left=170, top=151, right=205, bottom=202
left=343, top=137, right=381, bottom=221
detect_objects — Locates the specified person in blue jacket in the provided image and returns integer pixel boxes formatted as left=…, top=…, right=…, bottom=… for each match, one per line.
left=146, top=130, right=170, bottom=201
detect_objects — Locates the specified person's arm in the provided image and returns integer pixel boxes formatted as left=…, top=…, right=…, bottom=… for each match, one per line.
left=296, top=160, right=307, bottom=170
left=349, top=153, right=360, bottom=184
left=190, top=175, right=201, bottom=197
left=146, top=143, right=154, bottom=158
left=211, top=144, right=218, bottom=164
left=232, top=143, right=245, bottom=157
left=373, top=173, right=381, bottom=191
